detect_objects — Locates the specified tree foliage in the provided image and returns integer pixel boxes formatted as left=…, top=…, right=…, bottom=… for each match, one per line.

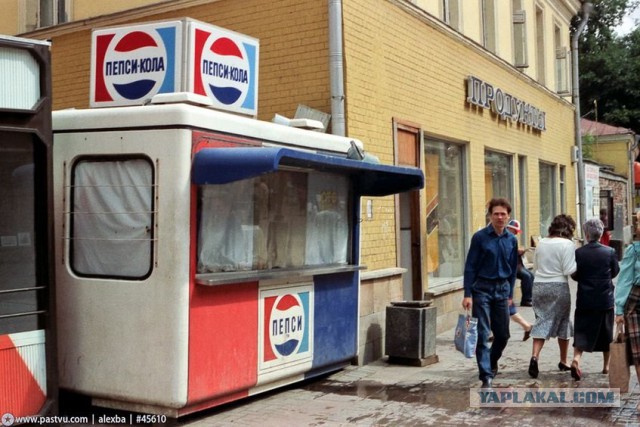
left=577, top=0, right=640, bottom=133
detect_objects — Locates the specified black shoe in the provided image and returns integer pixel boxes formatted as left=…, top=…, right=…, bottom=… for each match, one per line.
left=523, top=329, right=531, bottom=341
left=558, top=362, right=571, bottom=372
left=528, top=357, right=539, bottom=378
left=520, top=301, right=533, bottom=307
left=481, top=378, right=493, bottom=389
left=491, top=364, right=499, bottom=377
left=571, top=362, right=582, bottom=381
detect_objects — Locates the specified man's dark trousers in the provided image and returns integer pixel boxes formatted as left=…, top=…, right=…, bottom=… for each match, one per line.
left=472, top=279, right=511, bottom=381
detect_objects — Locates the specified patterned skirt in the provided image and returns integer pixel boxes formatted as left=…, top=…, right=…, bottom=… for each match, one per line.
left=624, top=285, right=640, bottom=365
left=530, top=281, right=573, bottom=340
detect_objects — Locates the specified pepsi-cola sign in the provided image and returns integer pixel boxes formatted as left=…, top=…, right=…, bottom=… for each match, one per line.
left=190, top=22, right=259, bottom=116
left=91, top=21, right=183, bottom=107
left=261, top=286, right=313, bottom=369
left=90, top=19, right=259, bottom=114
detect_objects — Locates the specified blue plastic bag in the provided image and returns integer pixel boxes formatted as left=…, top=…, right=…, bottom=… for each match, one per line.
left=454, top=312, right=478, bottom=358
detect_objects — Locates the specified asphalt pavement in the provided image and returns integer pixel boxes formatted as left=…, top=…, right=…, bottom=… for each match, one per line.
left=61, top=280, right=640, bottom=427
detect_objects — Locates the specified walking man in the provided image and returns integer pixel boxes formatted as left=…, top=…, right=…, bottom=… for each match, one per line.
left=462, top=198, right=518, bottom=388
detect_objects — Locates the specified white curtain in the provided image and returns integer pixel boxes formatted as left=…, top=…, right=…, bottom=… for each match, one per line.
left=196, top=171, right=350, bottom=274
left=72, top=159, right=152, bottom=277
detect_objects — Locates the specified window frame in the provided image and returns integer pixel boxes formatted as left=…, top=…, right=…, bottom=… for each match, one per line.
left=195, top=168, right=355, bottom=281
left=424, top=136, right=468, bottom=287
left=69, top=155, right=156, bottom=280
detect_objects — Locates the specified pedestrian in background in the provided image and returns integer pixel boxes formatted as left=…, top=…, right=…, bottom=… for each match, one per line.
left=570, top=218, right=619, bottom=381
left=506, top=219, right=533, bottom=341
left=599, top=208, right=612, bottom=247
left=506, top=219, right=534, bottom=306
left=462, top=198, right=518, bottom=389
left=614, top=212, right=640, bottom=389
left=528, top=214, right=577, bottom=378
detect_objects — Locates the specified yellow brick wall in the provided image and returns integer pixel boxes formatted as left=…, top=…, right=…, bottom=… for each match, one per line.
left=48, top=0, right=332, bottom=124
left=39, top=0, right=577, bottom=274
left=343, top=0, right=577, bottom=270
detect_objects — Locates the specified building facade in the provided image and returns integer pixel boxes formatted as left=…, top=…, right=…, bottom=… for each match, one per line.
left=581, top=118, right=637, bottom=245
left=16, top=0, right=581, bottom=363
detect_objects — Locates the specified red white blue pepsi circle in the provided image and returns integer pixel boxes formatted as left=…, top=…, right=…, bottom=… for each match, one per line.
left=268, top=294, right=306, bottom=357
left=102, top=30, right=167, bottom=101
left=200, top=36, right=250, bottom=107
left=92, top=22, right=180, bottom=106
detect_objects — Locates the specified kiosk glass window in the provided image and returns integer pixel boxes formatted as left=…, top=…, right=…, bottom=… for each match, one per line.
left=70, top=157, right=154, bottom=278
left=0, top=134, right=40, bottom=334
left=197, top=170, right=350, bottom=273
left=424, top=140, right=466, bottom=283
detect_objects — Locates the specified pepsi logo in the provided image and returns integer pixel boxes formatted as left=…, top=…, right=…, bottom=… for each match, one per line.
left=269, top=294, right=305, bottom=357
left=103, top=30, right=167, bottom=101
left=200, top=36, right=250, bottom=106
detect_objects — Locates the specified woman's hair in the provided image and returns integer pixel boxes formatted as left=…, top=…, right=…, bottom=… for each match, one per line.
left=583, top=218, right=604, bottom=242
left=548, top=214, right=576, bottom=239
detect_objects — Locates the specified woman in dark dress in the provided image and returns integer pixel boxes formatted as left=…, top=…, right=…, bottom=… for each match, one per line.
left=570, top=218, right=620, bottom=380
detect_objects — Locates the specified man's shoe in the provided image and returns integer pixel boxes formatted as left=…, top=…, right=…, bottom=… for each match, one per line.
left=528, top=357, right=539, bottom=378
left=481, top=378, right=493, bottom=389
left=520, top=301, right=533, bottom=307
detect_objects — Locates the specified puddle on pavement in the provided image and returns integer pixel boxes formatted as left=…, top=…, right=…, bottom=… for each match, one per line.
left=303, top=379, right=471, bottom=411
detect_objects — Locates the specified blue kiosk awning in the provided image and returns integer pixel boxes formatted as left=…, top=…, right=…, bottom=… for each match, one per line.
left=192, top=147, right=424, bottom=196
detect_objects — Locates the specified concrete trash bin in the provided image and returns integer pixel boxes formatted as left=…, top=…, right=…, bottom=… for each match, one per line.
left=385, top=301, right=439, bottom=367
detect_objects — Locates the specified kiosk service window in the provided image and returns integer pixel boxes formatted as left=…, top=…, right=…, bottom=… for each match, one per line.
left=197, top=169, right=351, bottom=274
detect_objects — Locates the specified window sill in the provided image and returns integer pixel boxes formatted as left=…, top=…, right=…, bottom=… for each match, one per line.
left=426, top=278, right=464, bottom=296
left=196, top=264, right=366, bottom=286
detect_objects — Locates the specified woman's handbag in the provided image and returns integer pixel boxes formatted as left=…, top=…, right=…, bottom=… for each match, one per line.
left=609, top=324, right=631, bottom=393
left=454, top=310, right=478, bottom=358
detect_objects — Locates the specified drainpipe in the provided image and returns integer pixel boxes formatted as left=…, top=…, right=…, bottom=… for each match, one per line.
left=630, top=135, right=640, bottom=227
left=571, top=1, right=593, bottom=239
left=328, top=0, right=346, bottom=136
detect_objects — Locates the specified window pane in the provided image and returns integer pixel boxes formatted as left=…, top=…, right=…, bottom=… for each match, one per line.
left=197, top=170, right=350, bottom=274
left=482, top=0, right=497, bottom=53
left=425, top=140, right=466, bottom=282
left=71, top=158, right=154, bottom=278
left=0, top=133, right=39, bottom=334
left=539, top=163, right=556, bottom=236
left=484, top=151, right=513, bottom=202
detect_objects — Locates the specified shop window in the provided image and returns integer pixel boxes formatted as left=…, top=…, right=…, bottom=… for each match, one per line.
left=512, top=0, right=528, bottom=68
left=484, top=151, right=513, bottom=203
left=70, top=157, right=154, bottom=279
left=560, top=165, right=566, bottom=214
left=539, top=162, right=556, bottom=236
left=518, top=155, right=528, bottom=246
left=425, top=139, right=467, bottom=283
left=197, top=170, right=350, bottom=273
left=482, top=0, right=497, bottom=53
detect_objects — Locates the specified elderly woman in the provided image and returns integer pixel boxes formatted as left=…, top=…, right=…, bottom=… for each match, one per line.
left=614, top=212, right=640, bottom=389
left=569, top=219, right=620, bottom=381
left=528, top=214, right=577, bottom=378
